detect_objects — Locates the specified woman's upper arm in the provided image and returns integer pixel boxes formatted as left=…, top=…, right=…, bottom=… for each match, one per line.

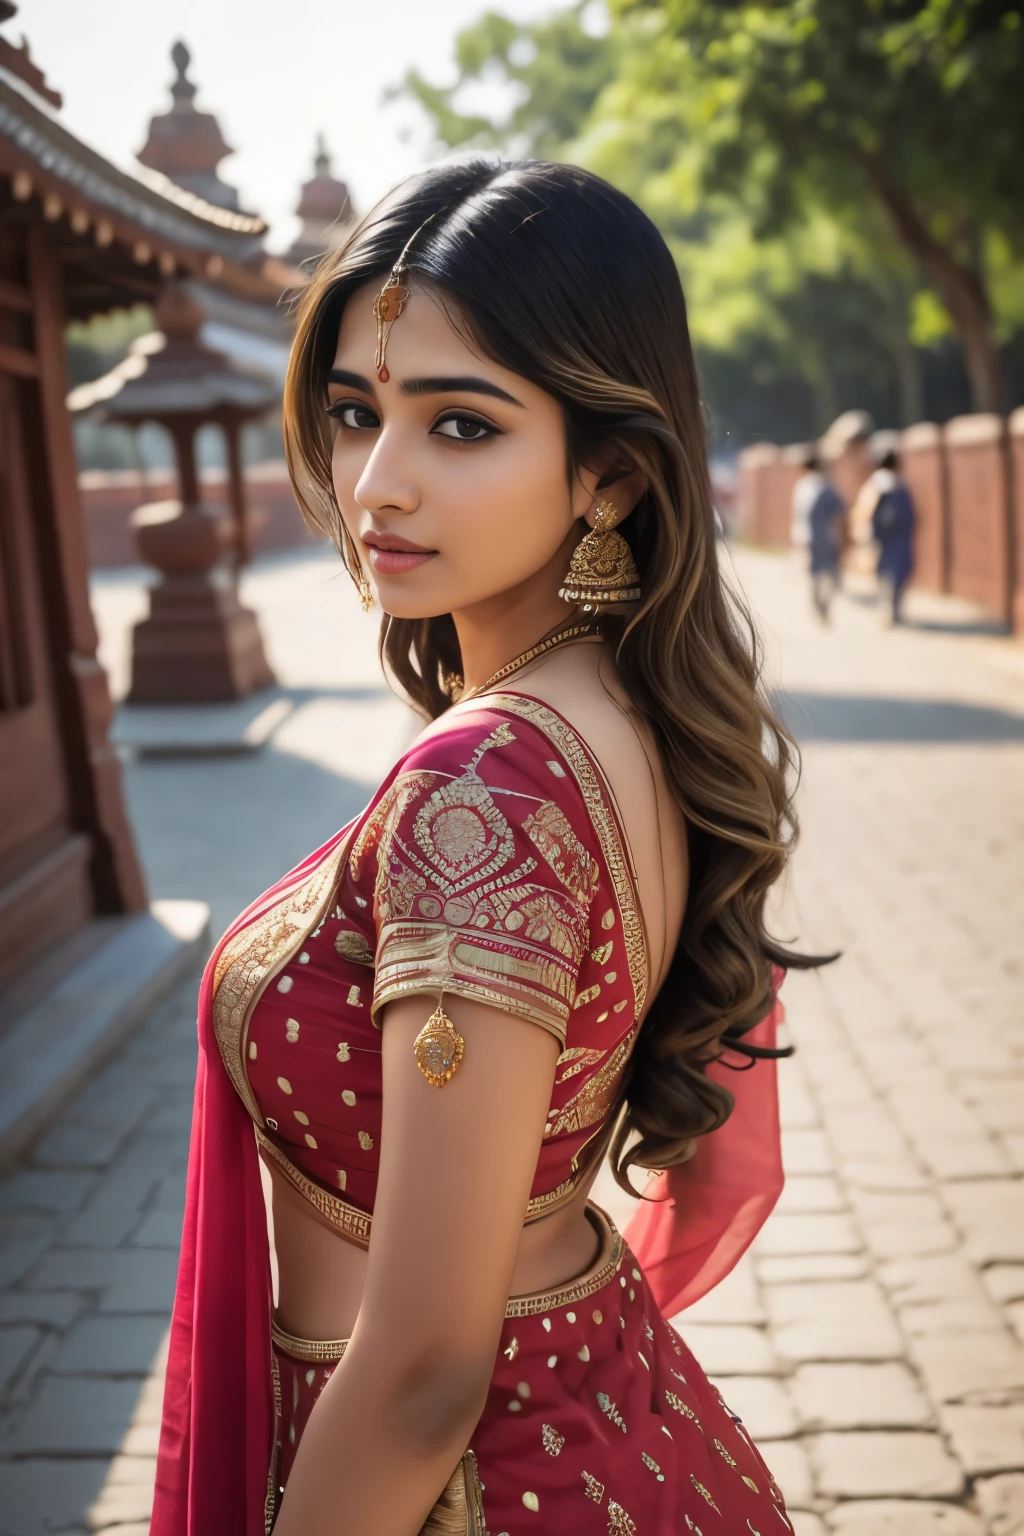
left=349, top=713, right=598, bottom=1389
left=356, top=992, right=559, bottom=1380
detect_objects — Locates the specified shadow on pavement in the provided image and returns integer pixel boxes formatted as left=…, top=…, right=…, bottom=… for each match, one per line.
left=776, top=691, right=1024, bottom=743
left=901, top=617, right=1010, bottom=638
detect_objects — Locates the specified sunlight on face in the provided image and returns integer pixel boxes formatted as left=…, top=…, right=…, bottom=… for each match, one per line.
left=328, top=282, right=589, bottom=620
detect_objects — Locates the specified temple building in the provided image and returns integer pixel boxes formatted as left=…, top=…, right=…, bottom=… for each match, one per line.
left=286, top=134, right=355, bottom=270
left=0, top=4, right=283, bottom=1143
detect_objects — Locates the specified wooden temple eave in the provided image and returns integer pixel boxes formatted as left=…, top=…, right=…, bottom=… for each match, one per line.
left=0, top=67, right=279, bottom=314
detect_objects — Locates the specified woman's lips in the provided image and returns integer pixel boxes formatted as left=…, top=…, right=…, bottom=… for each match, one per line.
left=363, top=532, right=436, bottom=575
left=365, top=545, right=436, bottom=575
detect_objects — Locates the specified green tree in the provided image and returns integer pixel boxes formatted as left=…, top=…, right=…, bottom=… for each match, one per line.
left=610, top=0, right=1024, bottom=411
left=398, top=4, right=615, bottom=158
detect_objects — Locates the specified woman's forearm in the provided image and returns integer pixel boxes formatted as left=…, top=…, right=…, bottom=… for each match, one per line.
left=271, top=1343, right=487, bottom=1536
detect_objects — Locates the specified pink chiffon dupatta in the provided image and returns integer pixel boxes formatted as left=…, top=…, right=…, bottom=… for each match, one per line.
left=149, top=840, right=348, bottom=1536
left=150, top=950, right=274, bottom=1536
left=625, top=971, right=787, bottom=1318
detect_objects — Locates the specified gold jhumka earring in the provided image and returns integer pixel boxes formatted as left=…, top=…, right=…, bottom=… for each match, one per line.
left=413, top=997, right=465, bottom=1088
left=558, top=499, right=642, bottom=613
left=356, top=568, right=374, bottom=613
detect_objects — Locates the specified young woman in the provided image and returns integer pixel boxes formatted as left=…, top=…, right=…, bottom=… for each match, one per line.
left=153, top=159, right=806, bottom=1536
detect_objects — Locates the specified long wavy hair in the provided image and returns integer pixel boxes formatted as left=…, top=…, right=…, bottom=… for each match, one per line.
left=283, top=159, right=817, bottom=1192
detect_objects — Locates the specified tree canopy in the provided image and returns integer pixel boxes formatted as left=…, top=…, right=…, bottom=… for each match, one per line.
left=401, top=0, right=1024, bottom=435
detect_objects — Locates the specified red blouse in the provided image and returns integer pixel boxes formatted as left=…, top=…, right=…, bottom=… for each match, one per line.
left=212, top=695, right=649, bottom=1241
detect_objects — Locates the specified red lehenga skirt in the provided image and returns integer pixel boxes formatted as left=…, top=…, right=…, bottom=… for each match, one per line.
left=268, top=1206, right=790, bottom=1534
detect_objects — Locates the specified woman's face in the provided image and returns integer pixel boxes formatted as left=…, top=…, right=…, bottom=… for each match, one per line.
left=328, top=281, right=595, bottom=620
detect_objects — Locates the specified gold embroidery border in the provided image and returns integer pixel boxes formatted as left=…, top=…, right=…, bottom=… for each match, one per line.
left=371, top=974, right=568, bottom=1045
left=257, top=1127, right=372, bottom=1247
left=486, top=694, right=650, bottom=1020
left=211, top=828, right=357, bottom=1126
left=271, top=1320, right=350, bottom=1362
left=506, top=1203, right=624, bottom=1317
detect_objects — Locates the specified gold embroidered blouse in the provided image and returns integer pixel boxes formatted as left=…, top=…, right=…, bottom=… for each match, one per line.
left=211, top=696, right=648, bottom=1244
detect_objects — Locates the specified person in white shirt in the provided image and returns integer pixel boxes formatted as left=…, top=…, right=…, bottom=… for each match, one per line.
left=791, top=447, right=846, bottom=621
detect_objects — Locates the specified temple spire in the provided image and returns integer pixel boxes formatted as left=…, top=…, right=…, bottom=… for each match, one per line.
left=286, top=133, right=355, bottom=270
left=136, top=40, right=245, bottom=214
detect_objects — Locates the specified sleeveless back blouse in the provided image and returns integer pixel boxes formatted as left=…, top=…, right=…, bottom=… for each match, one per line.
left=211, top=695, right=649, bottom=1242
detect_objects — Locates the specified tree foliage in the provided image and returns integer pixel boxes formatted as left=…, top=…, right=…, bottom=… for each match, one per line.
left=398, top=5, right=615, bottom=159
left=620, top=0, right=1024, bottom=408
left=401, top=0, right=1024, bottom=428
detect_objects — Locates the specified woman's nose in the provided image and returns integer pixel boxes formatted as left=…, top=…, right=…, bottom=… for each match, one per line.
left=354, top=429, right=420, bottom=516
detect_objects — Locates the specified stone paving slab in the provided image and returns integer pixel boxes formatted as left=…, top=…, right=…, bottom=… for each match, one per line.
left=0, top=546, right=1020, bottom=1532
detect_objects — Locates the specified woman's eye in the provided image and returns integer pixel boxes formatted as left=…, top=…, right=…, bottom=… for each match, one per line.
left=327, top=401, right=379, bottom=430
left=432, top=414, right=494, bottom=441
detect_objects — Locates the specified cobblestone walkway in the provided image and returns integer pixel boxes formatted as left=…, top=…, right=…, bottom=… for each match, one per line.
left=1, top=546, right=1023, bottom=1534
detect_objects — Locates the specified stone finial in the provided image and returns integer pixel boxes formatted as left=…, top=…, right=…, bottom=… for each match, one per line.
left=170, top=40, right=197, bottom=109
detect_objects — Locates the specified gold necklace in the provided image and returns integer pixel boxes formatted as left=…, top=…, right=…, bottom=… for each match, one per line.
left=452, top=620, right=600, bottom=703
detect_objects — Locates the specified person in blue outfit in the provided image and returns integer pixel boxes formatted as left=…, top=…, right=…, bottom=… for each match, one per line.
left=869, top=448, right=916, bottom=625
left=791, top=447, right=846, bottom=622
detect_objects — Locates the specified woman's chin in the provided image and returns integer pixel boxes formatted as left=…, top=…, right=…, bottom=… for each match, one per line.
left=374, top=587, right=457, bottom=622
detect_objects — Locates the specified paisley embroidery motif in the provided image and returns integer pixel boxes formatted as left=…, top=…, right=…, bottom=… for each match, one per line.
left=334, top=929, right=374, bottom=966
left=541, top=1423, right=565, bottom=1456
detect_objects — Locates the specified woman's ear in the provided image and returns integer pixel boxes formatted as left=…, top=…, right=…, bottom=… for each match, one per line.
left=585, top=465, right=648, bottom=529
left=572, top=454, right=647, bottom=527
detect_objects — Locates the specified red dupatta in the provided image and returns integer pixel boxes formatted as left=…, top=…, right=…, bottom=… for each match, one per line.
left=151, top=830, right=353, bottom=1536
left=625, top=969, right=787, bottom=1317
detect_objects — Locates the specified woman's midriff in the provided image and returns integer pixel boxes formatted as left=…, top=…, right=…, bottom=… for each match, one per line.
left=266, top=1157, right=604, bottom=1341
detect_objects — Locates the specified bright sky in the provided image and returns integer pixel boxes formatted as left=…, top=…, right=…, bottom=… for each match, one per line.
left=19, top=0, right=562, bottom=252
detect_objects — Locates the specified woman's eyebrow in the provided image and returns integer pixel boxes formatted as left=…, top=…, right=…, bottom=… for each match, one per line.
left=400, top=375, right=525, bottom=407
left=327, top=367, right=524, bottom=408
left=328, top=368, right=375, bottom=391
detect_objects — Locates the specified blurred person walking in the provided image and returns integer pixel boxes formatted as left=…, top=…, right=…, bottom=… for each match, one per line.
left=871, top=450, right=916, bottom=625
left=791, top=447, right=846, bottom=622
left=851, top=447, right=916, bottom=625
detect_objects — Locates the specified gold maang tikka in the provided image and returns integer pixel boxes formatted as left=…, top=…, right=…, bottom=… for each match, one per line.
left=372, top=213, right=438, bottom=384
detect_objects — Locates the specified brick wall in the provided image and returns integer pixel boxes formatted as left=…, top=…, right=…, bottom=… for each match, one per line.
left=737, top=443, right=803, bottom=545
left=944, top=413, right=1011, bottom=624
left=80, top=461, right=324, bottom=569
left=1010, top=408, right=1024, bottom=634
left=900, top=422, right=948, bottom=594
